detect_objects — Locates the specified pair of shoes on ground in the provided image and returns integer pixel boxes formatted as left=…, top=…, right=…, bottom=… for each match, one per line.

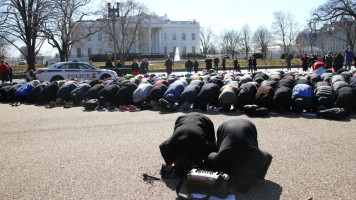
left=45, top=101, right=56, bottom=109
left=11, top=102, right=21, bottom=107
left=63, top=102, right=73, bottom=109
left=119, top=105, right=140, bottom=112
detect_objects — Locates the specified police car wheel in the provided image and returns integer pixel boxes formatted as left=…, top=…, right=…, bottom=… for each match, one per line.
left=50, top=75, right=64, bottom=82
left=100, top=74, right=111, bottom=80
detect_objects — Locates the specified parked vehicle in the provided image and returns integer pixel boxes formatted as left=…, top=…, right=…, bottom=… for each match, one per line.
left=35, top=61, right=118, bottom=82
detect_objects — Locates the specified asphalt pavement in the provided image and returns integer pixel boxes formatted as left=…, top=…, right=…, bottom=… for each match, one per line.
left=0, top=104, right=355, bottom=200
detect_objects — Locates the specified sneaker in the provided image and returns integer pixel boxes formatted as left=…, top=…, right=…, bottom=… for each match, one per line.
left=63, top=101, right=73, bottom=109
left=119, top=105, right=128, bottom=112
left=107, top=105, right=118, bottom=112
left=128, top=105, right=140, bottom=112
left=96, top=106, right=106, bottom=111
left=45, top=101, right=56, bottom=109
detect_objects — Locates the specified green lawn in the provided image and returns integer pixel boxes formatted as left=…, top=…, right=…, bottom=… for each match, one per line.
left=11, top=59, right=354, bottom=74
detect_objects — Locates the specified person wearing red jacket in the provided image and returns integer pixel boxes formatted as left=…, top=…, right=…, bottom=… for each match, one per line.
left=0, top=60, right=9, bottom=84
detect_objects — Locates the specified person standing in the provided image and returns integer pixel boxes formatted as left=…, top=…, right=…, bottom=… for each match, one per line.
left=0, top=60, right=9, bottom=84
left=324, top=51, right=333, bottom=69
left=140, top=58, right=149, bottom=74
left=131, top=59, right=139, bottom=75
left=205, top=56, right=213, bottom=70
left=213, top=57, right=219, bottom=72
left=233, top=58, right=239, bottom=72
left=222, top=57, right=226, bottom=72
left=345, top=46, right=355, bottom=70
left=309, top=53, right=317, bottom=70
left=246, top=57, right=253, bottom=72
left=185, top=58, right=193, bottom=73
left=286, top=54, right=293, bottom=71
left=105, top=59, right=113, bottom=69
left=252, top=55, right=257, bottom=72
left=301, top=54, right=309, bottom=72
left=6, top=62, right=12, bottom=83
left=193, top=59, right=199, bottom=73
left=334, top=51, right=344, bottom=72
left=165, top=57, right=173, bottom=75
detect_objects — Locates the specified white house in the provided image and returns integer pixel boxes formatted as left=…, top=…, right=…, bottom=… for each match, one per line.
left=71, top=14, right=200, bottom=61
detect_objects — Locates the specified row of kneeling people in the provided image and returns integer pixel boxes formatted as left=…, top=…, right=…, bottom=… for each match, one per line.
left=0, top=68, right=356, bottom=115
left=159, top=113, right=273, bottom=193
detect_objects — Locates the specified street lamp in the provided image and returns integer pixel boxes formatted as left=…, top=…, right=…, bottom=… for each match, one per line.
left=107, top=0, right=120, bottom=69
left=308, top=20, right=315, bottom=54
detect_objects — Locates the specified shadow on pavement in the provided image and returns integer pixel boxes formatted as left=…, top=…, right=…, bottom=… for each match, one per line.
left=161, top=178, right=282, bottom=200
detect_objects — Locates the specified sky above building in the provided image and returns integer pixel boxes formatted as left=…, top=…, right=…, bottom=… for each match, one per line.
left=142, top=0, right=327, bottom=33
left=14, top=0, right=328, bottom=58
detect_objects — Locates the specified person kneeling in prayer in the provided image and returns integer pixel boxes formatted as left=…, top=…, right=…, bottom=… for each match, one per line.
left=207, top=118, right=272, bottom=193
left=159, top=113, right=216, bottom=177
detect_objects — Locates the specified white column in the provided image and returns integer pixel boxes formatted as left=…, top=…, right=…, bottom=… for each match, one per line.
left=135, top=31, right=139, bottom=53
left=158, top=29, right=162, bottom=54
left=148, top=28, right=152, bottom=54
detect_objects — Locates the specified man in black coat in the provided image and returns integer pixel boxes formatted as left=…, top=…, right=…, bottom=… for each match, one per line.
left=146, top=84, right=168, bottom=109
left=165, top=58, right=173, bottom=75
left=194, top=83, right=220, bottom=111
left=160, top=113, right=216, bottom=176
left=214, top=57, right=219, bottom=72
left=334, top=51, right=344, bottom=72
left=205, top=56, right=213, bottom=70
left=185, top=58, right=193, bottom=73
left=207, top=118, right=272, bottom=193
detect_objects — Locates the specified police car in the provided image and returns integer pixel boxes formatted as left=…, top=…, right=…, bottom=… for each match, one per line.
left=35, top=61, right=118, bottom=82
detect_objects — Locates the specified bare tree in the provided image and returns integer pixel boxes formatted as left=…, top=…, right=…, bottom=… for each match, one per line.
left=252, top=25, right=274, bottom=59
left=0, top=36, right=9, bottom=59
left=272, top=11, right=298, bottom=59
left=0, top=0, right=54, bottom=71
left=312, top=0, right=356, bottom=49
left=112, top=0, right=151, bottom=64
left=219, top=30, right=240, bottom=59
left=313, top=0, right=355, bottom=22
left=200, top=27, right=215, bottom=57
left=43, top=0, right=101, bottom=62
left=240, top=24, right=252, bottom=59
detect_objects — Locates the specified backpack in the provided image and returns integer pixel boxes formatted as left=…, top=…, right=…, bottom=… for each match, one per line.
left=83, top=99, right=99, bottom=110
left=317, top=107, right=346, bottom=120
left=243, top=105, right=269, bottom=116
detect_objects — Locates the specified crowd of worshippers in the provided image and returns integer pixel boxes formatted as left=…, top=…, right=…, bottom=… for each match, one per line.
left=0, top=62, right=356, bottom=118
left=159, top=113, right=273, bottom=193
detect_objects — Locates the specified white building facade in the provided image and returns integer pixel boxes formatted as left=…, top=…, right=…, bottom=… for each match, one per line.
left=71, top=15, right=200, bottom=61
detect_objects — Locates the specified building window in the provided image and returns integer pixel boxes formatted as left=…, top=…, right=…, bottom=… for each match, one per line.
left=192, top=46, right=196, bottom=54
left=77, top=48, right=82, bottom=58
left=173, top=33, right=176, bottom=40
left=88, top=48, right=92, bottom=56
left=182, top=33, right=186, bottom=40
left=98, top=33, right=102, bottom=41
left=192, top=33, right=196, bottom=41
left=87, top=36, right=91, bottom=41
left=164, top=46, right=167, bottom=55
left=164, top=33, right=167, bottom=40
left=183, top=46, right=186, bottom=54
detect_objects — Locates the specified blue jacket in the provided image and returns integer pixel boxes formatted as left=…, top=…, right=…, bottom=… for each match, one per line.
left=292, top=84, right=313, bottom=98
left=163, top=81, right=185, bottom=103
left=15, top=83, right=34, bottom=97
left=345, top=48, right=355, bottom=61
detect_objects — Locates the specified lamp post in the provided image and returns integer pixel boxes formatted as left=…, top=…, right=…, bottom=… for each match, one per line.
left=107, top=0, right=120, bottom=69
left=308, top=20, right=315, bottom=54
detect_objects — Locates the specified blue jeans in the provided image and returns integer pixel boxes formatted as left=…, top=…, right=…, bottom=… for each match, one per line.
left=248, top=65, right=253, bottom=72
left=214, top=64, right=218, bottom=72
left=345, top=60, right=352, bottom=70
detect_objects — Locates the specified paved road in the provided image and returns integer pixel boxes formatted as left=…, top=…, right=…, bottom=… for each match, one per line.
left=0, top=104, right=355, bottom=200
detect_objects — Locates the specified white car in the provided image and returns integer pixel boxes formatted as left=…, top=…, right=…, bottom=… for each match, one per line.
left=35, top=61, right=118, bottom=82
